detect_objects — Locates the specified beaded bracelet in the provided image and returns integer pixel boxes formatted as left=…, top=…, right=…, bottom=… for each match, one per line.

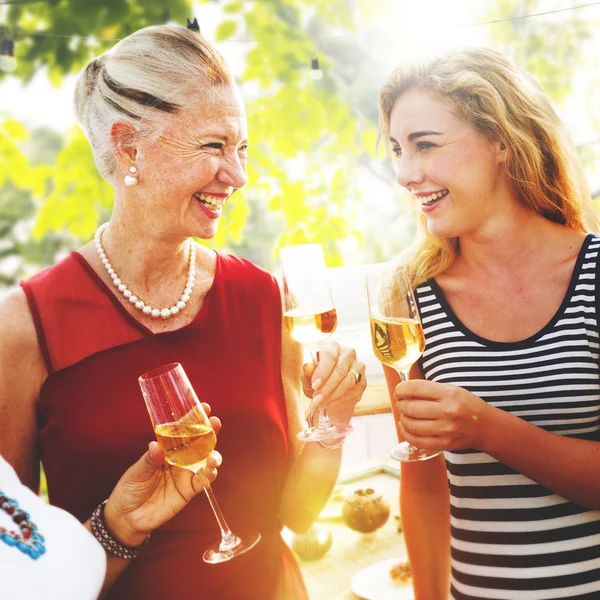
left=90, top=500, right=150, bottom=560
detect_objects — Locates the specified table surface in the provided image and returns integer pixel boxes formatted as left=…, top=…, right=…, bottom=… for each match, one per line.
left=354, top=377, right=391, bottom=416
left=284, top=458, right=413, bottom=600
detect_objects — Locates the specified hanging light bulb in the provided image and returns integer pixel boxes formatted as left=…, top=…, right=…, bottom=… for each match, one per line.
left=0, top=38, right=17, bottom=73
left=85, top=35, right=99, bottom=49
left=310, top=56, right=323, bottom=81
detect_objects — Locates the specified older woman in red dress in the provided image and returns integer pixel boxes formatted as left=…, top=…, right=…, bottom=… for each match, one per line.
left=0, top=24, right=366, bottom=599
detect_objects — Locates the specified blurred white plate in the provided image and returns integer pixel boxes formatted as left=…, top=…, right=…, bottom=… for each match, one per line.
left=351, top=557, right=414, bottom=600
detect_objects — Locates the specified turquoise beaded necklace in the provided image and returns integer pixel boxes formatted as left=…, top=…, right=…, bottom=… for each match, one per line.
left=0, top=490, right=46, bottom=559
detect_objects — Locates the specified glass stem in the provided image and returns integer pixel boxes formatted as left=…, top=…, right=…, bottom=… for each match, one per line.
left=394, top=368, right=418, bottom=451
left=306, top=345, right=335, bottom=431
left=397, top=369, right=408, bottom=383
left=196, top=471, right=238, bottom=551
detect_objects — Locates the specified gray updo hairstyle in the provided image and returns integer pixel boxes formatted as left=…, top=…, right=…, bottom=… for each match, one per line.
left=74, top=24, right=232, bottom=181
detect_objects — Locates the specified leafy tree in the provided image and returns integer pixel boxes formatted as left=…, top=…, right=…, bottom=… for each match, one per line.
left=1, top=0, right=599, bottom=283
left=2, top=0, right=386, bottom=270
left=2, top=0, right=190, bottom=84
left=0, top=116, right=72, bottom=286
left=211, top=0, right=402, bottom=268
left=484, top=0, right=600, bottom=207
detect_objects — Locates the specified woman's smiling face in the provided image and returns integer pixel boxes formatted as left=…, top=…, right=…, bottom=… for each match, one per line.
left=389, top=87, right=508, bottom=239
left=132, top=84, right=249, bottom=240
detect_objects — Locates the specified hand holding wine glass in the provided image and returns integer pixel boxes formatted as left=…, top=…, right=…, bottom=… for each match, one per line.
left=102, top=430, right=221, bottom=549
left=366, top=263, right=441, bottom=462
left=139, top=362, right=261, bottom=563
left=280, top=244, right=354, bottom=444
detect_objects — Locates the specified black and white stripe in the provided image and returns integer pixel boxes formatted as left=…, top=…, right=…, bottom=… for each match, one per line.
left=415, top=234, right=600, bottom=600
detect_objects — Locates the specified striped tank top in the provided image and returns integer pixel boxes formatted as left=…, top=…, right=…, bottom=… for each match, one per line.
left=414, top=234, right=600, bottom=600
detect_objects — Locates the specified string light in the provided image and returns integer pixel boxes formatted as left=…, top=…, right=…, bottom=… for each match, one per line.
left=310, top=56, right=323, bottom=81
left=0, top=36, right=16, bottom=72
left=0, top=0, right=598, bottom=79
left=0, top=0, right=60, bottom=5
left=3, top=2, right=599, bottom=43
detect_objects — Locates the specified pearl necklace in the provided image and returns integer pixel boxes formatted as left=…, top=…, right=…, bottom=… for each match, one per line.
left=94, top=223, right=196, bottom=319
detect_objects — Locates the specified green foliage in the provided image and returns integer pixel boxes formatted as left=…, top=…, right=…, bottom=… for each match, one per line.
left=486, top=0, right=596, bottom=107
left=0, top=117, right=29, bottom=189
left=2, top=0, right=383, bottom=270
left=3, top=0, right=193, bottom=85
left=216, top=0, right=380, bottom=267
left=485, top=0, right=600, bottom=215
left=39, top=467, right=48, bottom=503
left=215, top=20, right=237, bottom=40
left=1, top=0, right=599, bottom=278
left=0, top=116, right=73, bottom=286
left=33, top=127, right=112, bottom=239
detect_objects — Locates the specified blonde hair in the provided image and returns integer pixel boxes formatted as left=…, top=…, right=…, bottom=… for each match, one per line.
left=74, top=24, right=232, bottom=181
left=379, top=47, right=597, bottom=287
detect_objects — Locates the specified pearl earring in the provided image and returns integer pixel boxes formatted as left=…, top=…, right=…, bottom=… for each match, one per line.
left=124, top=166, right=139, bottom=187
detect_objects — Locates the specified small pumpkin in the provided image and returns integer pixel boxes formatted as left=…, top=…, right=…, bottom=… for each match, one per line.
left=342, top=488, right=390, bottom=534
left=291, top=524, right=333, bottom=561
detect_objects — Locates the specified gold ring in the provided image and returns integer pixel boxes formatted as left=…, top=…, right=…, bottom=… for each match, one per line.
left=350, top=369, right=362, bottom=384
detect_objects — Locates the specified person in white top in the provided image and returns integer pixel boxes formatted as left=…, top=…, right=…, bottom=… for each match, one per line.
left=1, top=405, right=221, bottom=600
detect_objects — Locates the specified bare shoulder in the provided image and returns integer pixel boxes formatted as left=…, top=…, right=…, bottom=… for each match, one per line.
left=196, top=243, right=217, bottom=270
left=195, top=243, right=218, bottom=285
left=0, top=285, right=46, bottom=391
left=553, top=227, right=588, bottom=259
left=539, top=227, right=588, bottom=279
left=77, top=240, right=96, bottom=264
left=0, top=287, right=41, bottom=350
left=528, top=224, right=586, bottom=266
left=0, top=286, right=46, bottom=487
left=561, top=226, right=588, bottom=246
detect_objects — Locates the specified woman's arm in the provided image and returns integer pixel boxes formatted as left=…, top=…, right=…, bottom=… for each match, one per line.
left=84, top=429, right=221, bottom=597
left=278, top=328, right=366, bottom=533
left=396, top=379, right=600, bottom=510
left=384, top=365, right=451, bottom=600
left=0, top=288, right=47, bottom=490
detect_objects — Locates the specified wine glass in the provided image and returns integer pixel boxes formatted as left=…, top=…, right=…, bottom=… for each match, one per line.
left=138, top=362, right=261, bottom=563
left=280, top=244, right=353, bottom=444
left=366, top=263, right=441, bottom=462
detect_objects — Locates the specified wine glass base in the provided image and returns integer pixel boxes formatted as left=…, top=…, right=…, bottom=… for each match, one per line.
left=296, top=422, right=353, bottom=443
left=203, top=531, right=261, bottom=564
left=390, top=442, right=441, bottom=463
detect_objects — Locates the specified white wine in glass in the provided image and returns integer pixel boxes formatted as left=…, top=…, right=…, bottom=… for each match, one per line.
left=139, top=362, right=261, bottom=563
left=280, top=244, right=353, bottom=444
left=366, top=264, right=441, bottom=462
left=283, top=307, right=338, bottom=345
left=154, top=421, right=217, bottom=472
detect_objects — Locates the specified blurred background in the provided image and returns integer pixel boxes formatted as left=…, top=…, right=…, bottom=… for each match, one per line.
left=0, top=0, right=599, bottom=285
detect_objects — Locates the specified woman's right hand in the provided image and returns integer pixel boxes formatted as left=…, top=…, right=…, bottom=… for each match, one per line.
left=103, top=403, right=222, bottom=547
left=394, top=379, right=492, bottom=452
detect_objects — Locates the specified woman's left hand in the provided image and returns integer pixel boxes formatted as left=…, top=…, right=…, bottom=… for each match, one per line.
left=103, top=404, right=222, bottom=547
left=394, top=379, right=493, bottom=452
left=302, top=340, right=366, bottom=422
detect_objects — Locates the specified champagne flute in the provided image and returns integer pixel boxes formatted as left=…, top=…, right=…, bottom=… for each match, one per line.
left=138, top=362, right=261, bottom=563
left=366, top=264, right=441, bottom=462
left=280, top=244, right=353, bottom=443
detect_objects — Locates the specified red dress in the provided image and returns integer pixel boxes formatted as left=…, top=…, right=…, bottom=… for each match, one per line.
left=21, top=251, right=308, bottom=600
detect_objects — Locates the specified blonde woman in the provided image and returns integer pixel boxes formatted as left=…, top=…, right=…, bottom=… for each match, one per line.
left=0, top=24, right=366, bottom=599
left=379, top=48, right=600, bottom=599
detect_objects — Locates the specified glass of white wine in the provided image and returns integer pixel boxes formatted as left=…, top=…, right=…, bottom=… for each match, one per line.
left=138, top=362, right=261, bottom=563
left=280, top=244, right=353, bottom=444
left=366, top=264, right=441, bottom=462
